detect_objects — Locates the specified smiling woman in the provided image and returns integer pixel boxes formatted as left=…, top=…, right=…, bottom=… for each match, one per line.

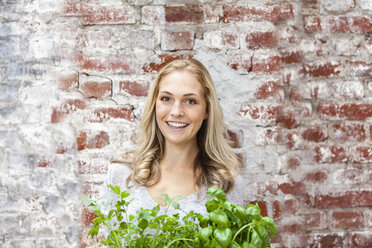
left=102, top=59, right=243, bottom=218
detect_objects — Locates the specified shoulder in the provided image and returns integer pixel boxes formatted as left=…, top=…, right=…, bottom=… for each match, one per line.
left=226, top=174, right=245, bottom=206
left=101, top=162, right=133, bottom=198
left=105, top=162, right=132, bottom=188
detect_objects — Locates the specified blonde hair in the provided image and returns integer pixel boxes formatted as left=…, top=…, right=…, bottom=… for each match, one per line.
left=127, top=59, right=239, bottom=193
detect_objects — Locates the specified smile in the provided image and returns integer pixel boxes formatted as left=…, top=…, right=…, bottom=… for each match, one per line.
left=166, top=121, right=189, bottom=128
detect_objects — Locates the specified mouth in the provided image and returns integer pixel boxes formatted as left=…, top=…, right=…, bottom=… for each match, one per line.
left=166, top=121, right=189, bottom=128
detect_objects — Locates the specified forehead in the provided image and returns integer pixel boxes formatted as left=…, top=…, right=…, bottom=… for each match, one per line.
left=158, top=70, right=204, bottom=96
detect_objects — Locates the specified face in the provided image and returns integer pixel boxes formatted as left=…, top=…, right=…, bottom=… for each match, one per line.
left=155, top=70, right=208, bottom=147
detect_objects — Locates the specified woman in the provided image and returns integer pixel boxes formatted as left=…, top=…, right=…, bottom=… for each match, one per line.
left=102, top=59, right=244, bottom=217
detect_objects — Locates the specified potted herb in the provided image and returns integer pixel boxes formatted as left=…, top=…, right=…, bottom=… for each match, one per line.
left=85, top=185, right=277, bottom=247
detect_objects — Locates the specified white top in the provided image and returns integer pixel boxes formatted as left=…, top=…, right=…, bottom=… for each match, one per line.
left=100, top=163, right=245, bottom=218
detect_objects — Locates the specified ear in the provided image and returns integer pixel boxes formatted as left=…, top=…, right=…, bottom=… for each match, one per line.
left=204, top=112, right=208, bottom=120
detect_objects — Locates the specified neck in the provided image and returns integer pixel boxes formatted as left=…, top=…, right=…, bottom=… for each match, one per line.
left=161, top=139, right=199, bottom=170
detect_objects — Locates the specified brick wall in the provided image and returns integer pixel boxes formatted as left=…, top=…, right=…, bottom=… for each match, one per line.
left=1, top=0, right=371, bottom=247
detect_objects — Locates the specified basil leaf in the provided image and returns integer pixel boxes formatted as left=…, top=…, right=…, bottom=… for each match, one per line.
left=214, top=227, right=233, bottom=248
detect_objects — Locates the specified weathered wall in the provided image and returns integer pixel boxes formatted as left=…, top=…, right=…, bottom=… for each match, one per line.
left=0, top=0, right=371, bottom=247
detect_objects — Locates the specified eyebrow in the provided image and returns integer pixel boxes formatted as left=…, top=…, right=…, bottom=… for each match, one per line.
left=159, top=91, right=199, bottom=97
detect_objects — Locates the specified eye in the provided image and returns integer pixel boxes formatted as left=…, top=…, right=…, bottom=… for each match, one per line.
left=185, top=99, right=196, bottom=104
left=160, top=96, right=170, bottom=102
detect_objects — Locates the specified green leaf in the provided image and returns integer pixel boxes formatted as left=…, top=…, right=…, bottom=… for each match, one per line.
left=214, top=227, right=233, bottom=248
left=171, top=201, right=180, bottom=210
left=199, top=215, right=210, bottom=228
left=246, top=204, right=261, bottom=221
left=158, top=193, right=171, bottom=204
left=207, top=187, right=226, bottom=202
left=108, top=184, right=121, bottom=195
left=120, top=191, right=130, bottom=199
left=263, top=216, right=278, bottom=236
left=151, top=205, right=160, bottom=217
left=242, top=241, right=255, bottom=248
left=88, top=225, right=99, bottom=237
left=138, top=219, right=148, bottom=230
left=206, top=198, right=220, bottom=212
left=199, top=226, right=213, bottom=242
left=210, top=210, right=229, bottom=226
left=250, top=229, right=263, bottom=247
left=255, top=222, right=270, bottom=246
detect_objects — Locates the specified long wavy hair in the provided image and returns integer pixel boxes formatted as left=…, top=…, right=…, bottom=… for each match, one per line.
left=127, top=59, right=239, bottom=193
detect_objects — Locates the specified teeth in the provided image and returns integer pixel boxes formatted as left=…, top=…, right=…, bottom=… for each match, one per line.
left=167, top=122, right=188, bottom=128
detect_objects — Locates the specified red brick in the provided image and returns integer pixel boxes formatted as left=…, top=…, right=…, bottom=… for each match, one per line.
left=119, top=81, right=149, bottom=97
left=302, top=125, right=328, bottom=142
left=280, top=51, right=302, bottom=64
left=308, top=233, right=344, bottom=248
left=351, top=146, right=372, bottom=163
left=252, top=56, right=281, bottom=74
left=314, top=190, right=372, bottom=208
left=349, top=232, right=372, bottom=248
left=239, top=103, right=281, bottom=122
left=302, top=63, right=341, bottom=77
left=303, top=170, right=328, bottom=183
left=278, top=112, right=301, bottom=129
left=57, top=71, right=78, bottom=91
left=87, top=131, right=110, bottom=149
left=349, top=61, right=372, bottom=77
left=301, top=0, right=319, bottom=10
left=204, top=31, right=239, bottom=49
left=81, top=5, right=135, bottom=25
left=332, top=210, right=364, bottom=229
left=255, top=127, right=280, bottom=145
left=228, top=53, right=253, bottom=72
left=91, top=107, right=135, bottom=122
left=318, top=102, right=372, bottom=121
left=254, top=80, right=281, bottom=99
left=333, top=168, right=364, bottom=184
left=314, top=145, right=348, bottom=163
left=245, top=31, right=278, bottom=49
left=303, top=211, right=327, bottom=230
left=223, top=4, right=281, bottom=23
left=82, top=208, right=97, bottom=225
left=225, top=129, right=243, bottom=149
left=273, top=198, right=300, bottom=219
left=37, top=158, right=51, bottom=168
left=329, top=16, right=372, bottom=33
left=79, top=54, right=136, bottom=74
left=161, top=31, right=194, bottom=50
left=287, top=157, right=300, bottom=170
left=81, top=80, right=111, bottom=99
left=204, top=4, right=222, bottom=23
left=165, top=5, right=203, bottom=23
left=77, top=131, right=87, bottom=151
left=263, top=180, right=306, bottom=195
left=62, top=0, right=82, bottom=15
left=280, top=3, right=294, bottom=20
left=142, top=54, right=181, bottom=73
left=332, top=123, right=365, bottom=142
left=304, top=16, right=322, bottom=33
left=280, top=222, right=304, bottom=234
left=286, top=132, right=307, bottom=150
left=51, top=99, right=86, bottom=123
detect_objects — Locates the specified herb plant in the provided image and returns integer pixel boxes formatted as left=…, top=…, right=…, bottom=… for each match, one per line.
left=85, top=185, right=277, bottom=247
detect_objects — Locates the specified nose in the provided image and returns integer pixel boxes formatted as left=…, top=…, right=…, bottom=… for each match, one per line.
left=170, top=102, right=184, bottom=117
